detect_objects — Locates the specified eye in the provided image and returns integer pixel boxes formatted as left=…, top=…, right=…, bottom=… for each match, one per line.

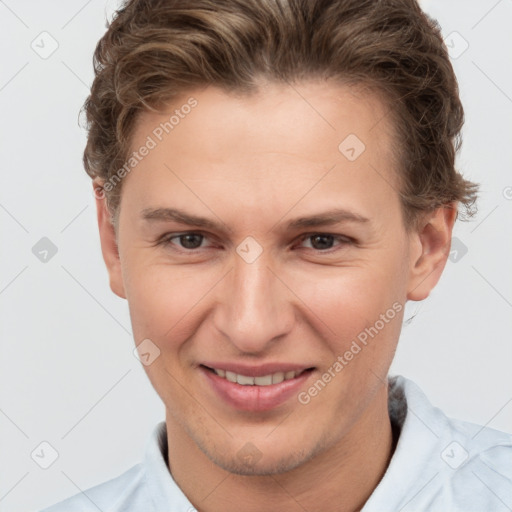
left=298, top=233, right=352, bottom=251
left=157, top=231, right=353, bottom=254
left=159, top=232, right=208, bottom=250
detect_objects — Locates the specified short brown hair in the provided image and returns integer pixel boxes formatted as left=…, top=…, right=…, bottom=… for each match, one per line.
left=83, top=0, right=478, bottom=229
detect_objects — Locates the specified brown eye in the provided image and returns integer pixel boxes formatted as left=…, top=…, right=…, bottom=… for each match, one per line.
left=177, top=234, right=204, bottom=249
left=298, top=233, right=353, bottom=252
left=309, top=234, right=335, bottom=250
left=160, top=232, right=208, bottom=250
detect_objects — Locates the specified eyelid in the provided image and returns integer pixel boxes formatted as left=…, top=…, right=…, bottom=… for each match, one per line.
left=296, top=233, right=354, bottom=250
left=158, top=230, right=213, bottom=250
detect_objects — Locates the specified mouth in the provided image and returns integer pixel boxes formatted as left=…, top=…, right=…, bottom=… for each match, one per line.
left=199, top=364, right=316, bottom=411
left=201, top=365, right=312, bottom=386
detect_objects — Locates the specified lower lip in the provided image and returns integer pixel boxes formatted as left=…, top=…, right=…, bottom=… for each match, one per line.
left=201, top=366, right=314, bottom=412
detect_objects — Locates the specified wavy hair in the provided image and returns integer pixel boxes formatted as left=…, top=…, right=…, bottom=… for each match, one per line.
left=82, top=0, right=478, bottom=229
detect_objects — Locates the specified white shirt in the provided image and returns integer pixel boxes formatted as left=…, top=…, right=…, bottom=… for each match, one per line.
left=39, top=376, right=512, bottom=511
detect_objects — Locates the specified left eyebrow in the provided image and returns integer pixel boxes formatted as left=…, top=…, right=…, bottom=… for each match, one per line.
left=284, top=209, right=370, bottom=230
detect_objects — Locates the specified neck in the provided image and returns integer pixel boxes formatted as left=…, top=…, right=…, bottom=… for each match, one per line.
left=166, top=384, right=393, bottom=512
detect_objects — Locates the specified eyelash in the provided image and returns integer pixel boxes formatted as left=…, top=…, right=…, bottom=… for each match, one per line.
left=157, top=231, right=354, bottom=254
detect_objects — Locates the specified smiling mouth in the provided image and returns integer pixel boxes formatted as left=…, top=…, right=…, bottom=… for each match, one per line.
left=201, top=365, right=315, bottom=386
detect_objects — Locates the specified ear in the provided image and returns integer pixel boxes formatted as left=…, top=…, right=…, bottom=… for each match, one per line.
left=407, top=204, right=458, bottom=301
left=93, top=180, right=126, bottom=299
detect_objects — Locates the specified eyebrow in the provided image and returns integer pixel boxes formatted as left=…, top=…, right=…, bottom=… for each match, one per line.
left=141, top=207, right=370, bottom=232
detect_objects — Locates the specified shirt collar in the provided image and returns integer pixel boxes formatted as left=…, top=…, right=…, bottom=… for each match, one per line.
left=141, top=419, right=195, bottom=511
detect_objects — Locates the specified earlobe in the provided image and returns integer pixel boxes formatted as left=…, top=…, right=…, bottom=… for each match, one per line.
left=93, top=181, right=127, bottom=299
left=407, top=204, right=458, bottom=302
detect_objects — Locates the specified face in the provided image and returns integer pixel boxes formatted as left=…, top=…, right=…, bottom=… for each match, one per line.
left=96, top=80, right=454, bottom=475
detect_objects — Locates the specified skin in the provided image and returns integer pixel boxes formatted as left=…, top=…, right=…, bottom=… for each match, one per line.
left=95, top=80, right=456, bottom=512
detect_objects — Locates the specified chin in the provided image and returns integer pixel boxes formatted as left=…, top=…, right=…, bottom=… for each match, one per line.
left=197, top=435, right=320, bottom=476
left=212, top=451, right=308, bottom=476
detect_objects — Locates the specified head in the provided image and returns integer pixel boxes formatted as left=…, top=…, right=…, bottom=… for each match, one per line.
left=86, top=0, right=478, bottom=475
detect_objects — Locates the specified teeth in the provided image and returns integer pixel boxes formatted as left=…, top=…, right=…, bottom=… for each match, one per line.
left=237, top=374, right=255, bottom=386
left=225, top=371, right=237, bottom=383
left=213, top=368, right=300, bottom=386
left=272, top=371, right=284, bottom=384
left=254, top=375, right=272, bottom=386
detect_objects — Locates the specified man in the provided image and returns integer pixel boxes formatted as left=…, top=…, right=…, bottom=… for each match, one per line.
left=40, top=0, right=511, bottom=510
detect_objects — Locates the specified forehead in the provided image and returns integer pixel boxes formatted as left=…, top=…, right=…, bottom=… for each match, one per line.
left=121, top=80, right=401, bottom=230
left=134, top=80, right=395, bottom=162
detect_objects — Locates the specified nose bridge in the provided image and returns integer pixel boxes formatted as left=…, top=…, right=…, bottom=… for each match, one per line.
left=213, top=251, right=293, bottom=353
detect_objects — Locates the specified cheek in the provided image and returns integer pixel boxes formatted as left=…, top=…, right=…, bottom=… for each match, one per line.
left=289, top=263, right=405, bottom=346
left=123, top=259, right=220, bottom=343
left=124, top=265, right=211, bottom=397
left=293, top=268, right=405, bottom=418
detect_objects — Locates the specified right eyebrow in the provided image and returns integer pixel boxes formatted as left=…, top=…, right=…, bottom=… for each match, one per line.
left=140, top=207, right=225, bottom=231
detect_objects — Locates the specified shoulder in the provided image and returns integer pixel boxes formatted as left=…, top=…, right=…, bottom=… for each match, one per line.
left=366, top=376, right=512, bottom=512
left=38, top=463, right=149, bottom=512
left=437, top=414, right=512, bottom=509
left=399, top=375, right=512, bottom=476
left=37, top=421, right=187, bottom=512
left=402, top=375, right=512, bottom=475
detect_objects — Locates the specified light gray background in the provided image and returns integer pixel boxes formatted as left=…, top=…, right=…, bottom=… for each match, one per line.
left=1, top=1, right=511, bottom=511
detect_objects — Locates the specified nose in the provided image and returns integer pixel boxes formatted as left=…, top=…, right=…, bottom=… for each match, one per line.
left=212, top=250, right=295, bottom=354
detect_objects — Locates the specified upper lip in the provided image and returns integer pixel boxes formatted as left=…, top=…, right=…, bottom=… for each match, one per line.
left=200, top=362, right=314, bottom=377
